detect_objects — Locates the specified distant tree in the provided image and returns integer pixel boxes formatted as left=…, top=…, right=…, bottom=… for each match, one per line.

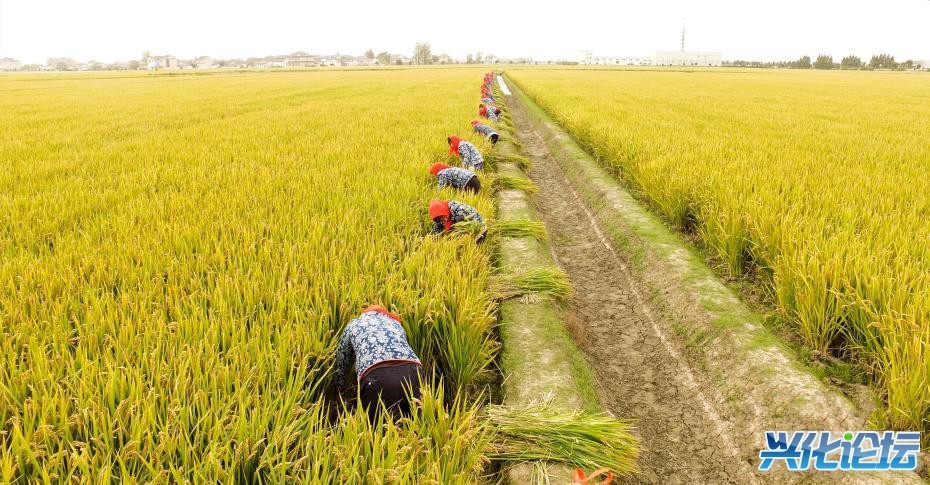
left=814, top=55, right=834, bottom=70
left=127, top=60, right=141, bottom=70
left=840, top=55, right=862, bottom=70
left=22, top=64, right=41, bottom=71
left=376, top=51, right=391, bottom=66
left=47, top=57, right=78, bottom=71
left=395, top=59, right=403, bottom=66
left=430, top=54, right=440, bottom=64
left=869, top=53, right=896, bottom=69
left=89, top=61, right=105, bottom=71
left=795, top=55, right=812, bottom=69
left=414, top=42, right=432, bottom=65
left=365, top=49, right=375, bottom=59
left=141, top=50, right=151, bottom=64
left=900, top=59, right=914, bottom=70
left=466, top=54, right=474, bottom=64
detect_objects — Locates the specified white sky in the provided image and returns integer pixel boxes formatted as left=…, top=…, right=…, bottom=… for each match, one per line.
left=1, top=0, right=928, bottom=64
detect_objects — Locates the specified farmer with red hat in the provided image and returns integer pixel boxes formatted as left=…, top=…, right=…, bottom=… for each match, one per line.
left=332, top=305, right=423, bottom=421
left=447, top=135, right=484, bottom=170
left=471, top=120, right=499, bottom=144
left=478, top=103, right=501, bottom=121
left=429, top=198, right=487, bottom=244
left=429, top=163, right=481, bottom=193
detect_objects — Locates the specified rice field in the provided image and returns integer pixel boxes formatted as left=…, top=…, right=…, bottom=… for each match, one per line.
left=0, top=69, right=504, bottom=481
left=507, top=68, right=930, bottom=436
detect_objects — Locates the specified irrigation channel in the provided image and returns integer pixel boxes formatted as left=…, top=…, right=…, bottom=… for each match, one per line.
left=499, top=76, right=923, bottom=484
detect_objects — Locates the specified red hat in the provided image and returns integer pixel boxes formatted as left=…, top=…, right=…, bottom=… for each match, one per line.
left=470, top=120, right=480, bottom=127
left=430, top=162, right=450, bottom=176
left=447, top=136, right=462, bottom=156
left=478, top=104, right=487, bottom=117
left=429, top=199, right=452, bottom=232
left=363, top=304, right=401, bottom=324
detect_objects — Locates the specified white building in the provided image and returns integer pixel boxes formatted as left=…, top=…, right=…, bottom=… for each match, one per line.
left=146, top=55, right=178, bottom=70
left=257, top=56, right=287, bottom=68
left=654, top=51, right=722, bottom=67
left=916, top=60, right=930, bottom=70
left=193, top=56, right=216, bottom=69
left=285, top=52, right=321, bottom=67
left=579, top=51, right=653, bottom=66
left=0, top=58, right=22, bottom=71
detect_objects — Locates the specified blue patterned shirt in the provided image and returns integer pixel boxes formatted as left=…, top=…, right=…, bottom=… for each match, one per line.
left=433, top=200, right=484, bottom=233
left=437, top=167, right=477, bottom=189
left=457, top=141, right=484, bottom=170
left=332, top=311, right=421, bottom=385
left=472, top=123, right=499, bottom=141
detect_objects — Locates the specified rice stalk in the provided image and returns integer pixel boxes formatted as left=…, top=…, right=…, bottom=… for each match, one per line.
left=493, top=174, right=538, bottom=195
left=485, top=402, right=639, bottom=477
left=492, top=220, right=547, bottom=242
left=490, top=267, right=573, bottom=301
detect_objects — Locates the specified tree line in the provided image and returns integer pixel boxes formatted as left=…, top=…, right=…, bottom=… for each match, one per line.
left=725, top=54, right=922, bottom=70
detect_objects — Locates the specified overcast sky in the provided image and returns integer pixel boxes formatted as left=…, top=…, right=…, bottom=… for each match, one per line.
left=1, top=0, right=928, bottom=64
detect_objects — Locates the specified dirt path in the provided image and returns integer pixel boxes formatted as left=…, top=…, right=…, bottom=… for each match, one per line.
left=509, top=99, right=762, bottom=484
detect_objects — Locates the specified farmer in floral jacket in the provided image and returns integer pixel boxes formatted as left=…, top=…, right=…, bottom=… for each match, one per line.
left=478, top=103, right=501, bottom=121
left=429, top=198, right=487, bottom=244
left=447, top=135, right=484, bottom=170
left=333, top=305, right=423, bottom=421
left=429, top=163, right=481, bottom=193
left=471, top=120, right=499, bottom=145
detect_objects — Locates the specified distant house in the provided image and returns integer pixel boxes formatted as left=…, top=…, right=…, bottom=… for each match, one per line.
left=389, top=55, right=411, bottom=65
left=146, top=55, right=178, bottom=70
left=916, top=60, right=930, bottom=70
left=321, top=57, right=343, bottom=67
left=286, top=52, right=321, bottom=67
left=194, top=56, right=216, bottom=69
left=257, top=56, right=287, bottom=68
left=0, top=58, right=22, bottom=71
left=356, top=57, right=378, bottom=66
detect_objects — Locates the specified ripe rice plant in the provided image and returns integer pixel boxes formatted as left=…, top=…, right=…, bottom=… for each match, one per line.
left=0, top=69, right=502, bottom=481
left=508, top=68, right=930, bottom=435
left=0, top=68, right=640, bottom=481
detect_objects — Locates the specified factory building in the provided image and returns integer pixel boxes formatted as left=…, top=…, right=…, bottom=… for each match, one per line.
left=579, top=51, right=653, bottom=66
left=654, top=51, right=722, bottom=67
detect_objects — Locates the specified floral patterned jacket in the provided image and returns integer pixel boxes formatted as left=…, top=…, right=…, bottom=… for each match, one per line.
left=457, top=141, right=484, bottom=170
left=332, top=311, right=421, bottom=386
left=472, top=123, right=499, bottom=141
left=433, top=200, right=484, bottom=234
left=437, top=167, right=477, bottom=189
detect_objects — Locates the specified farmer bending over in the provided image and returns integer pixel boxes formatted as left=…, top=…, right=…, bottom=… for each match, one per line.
left=448, top=136, right=484, bottom=170
left=430, top=163, right=481, bottom=193
left=479, top=103, right=501, bottom=121
left=429, top=198, right=487, bottom=244
left=471, top=120, right=499, bottom=144
left=332, top=305, right=423, bottom=421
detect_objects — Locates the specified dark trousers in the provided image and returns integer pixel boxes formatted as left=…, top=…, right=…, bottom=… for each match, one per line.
left=359, top=363, right=422, bottom=422
left=465, top=176, right=481, bottom=193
